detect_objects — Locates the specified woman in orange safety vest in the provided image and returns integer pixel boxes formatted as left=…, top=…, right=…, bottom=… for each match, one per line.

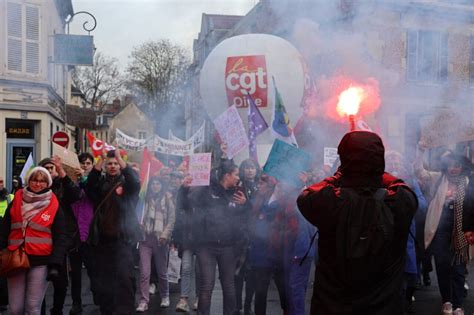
left=0, top=166, right=67, bottom=315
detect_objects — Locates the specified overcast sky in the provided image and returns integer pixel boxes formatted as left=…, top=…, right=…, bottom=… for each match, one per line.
left=70, top=0, right=256, bottom=68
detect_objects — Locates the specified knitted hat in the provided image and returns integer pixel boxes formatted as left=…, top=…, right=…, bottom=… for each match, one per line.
left=38, top=157, right=54, bottom=167
left=25, top=166, right=53, bottom=187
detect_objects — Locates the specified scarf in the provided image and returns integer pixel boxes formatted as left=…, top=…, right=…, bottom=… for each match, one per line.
left=453, top=176, right=468, bottom=264
left=143, top=193, right=165, bottom=235
left=424, top=175, right=448, bottom=249
left=21, top=188, right=52, bottom=235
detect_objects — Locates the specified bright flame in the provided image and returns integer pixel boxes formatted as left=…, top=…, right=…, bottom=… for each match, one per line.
left=336, top=86, right=365, bottom=117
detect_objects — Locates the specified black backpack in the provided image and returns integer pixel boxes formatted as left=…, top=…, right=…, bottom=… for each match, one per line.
left=337, top=188, right=394, bottom=261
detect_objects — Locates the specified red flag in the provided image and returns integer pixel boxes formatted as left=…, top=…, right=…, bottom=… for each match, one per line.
left=86, top=131, right=117, bottom=158
left=86, top=132, right=105, bottom=157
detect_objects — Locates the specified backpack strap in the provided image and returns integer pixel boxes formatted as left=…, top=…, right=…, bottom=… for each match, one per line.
left=299, top=230, right=319, bottom=266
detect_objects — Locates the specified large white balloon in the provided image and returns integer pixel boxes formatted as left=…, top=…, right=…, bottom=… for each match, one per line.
left=200, top=34, right=307, bottom=128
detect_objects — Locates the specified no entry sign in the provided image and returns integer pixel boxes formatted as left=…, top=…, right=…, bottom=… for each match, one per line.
left=52, top=131, right=69, bottom=148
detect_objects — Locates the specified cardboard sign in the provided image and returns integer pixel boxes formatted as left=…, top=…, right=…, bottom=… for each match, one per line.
left=189, top=153, right=212, bottom=186
left=52, top=143, right=80, bottom=182
left=420, top=108, right=474, bottom=148
left=213, top=105, right=249, bottom=159
left=324, top=147, right=339, bottom=167
left=263, top=139, right=312, bottom=187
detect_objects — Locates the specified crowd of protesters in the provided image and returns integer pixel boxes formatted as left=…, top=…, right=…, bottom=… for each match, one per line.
left=0, top=132, right=473, bottom=315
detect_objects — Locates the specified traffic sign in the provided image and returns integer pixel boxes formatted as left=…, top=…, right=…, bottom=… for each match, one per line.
left=52, top=131, right=70, bottom=148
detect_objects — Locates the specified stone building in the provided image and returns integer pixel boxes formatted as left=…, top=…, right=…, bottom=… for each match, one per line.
left=0, top=0, right=74, bottom=190
left=190, top=0, right=474, bottom=164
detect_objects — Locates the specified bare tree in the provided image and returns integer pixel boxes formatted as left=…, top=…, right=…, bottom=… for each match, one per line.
left=126, top=39, right=191, bottom=114
left=72, top=52, right=125, bottom=110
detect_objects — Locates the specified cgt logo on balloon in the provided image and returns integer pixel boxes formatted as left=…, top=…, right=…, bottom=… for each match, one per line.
left=225, top=55, right=268, bottom=109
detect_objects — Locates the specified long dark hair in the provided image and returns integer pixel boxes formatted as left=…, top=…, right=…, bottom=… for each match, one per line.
left=211, top=160, right=238, bottom=184
left=239, top=158, right=261, bottom=182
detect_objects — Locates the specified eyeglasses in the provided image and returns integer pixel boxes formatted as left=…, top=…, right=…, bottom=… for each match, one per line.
left=30, top=179, right=48, bottom=184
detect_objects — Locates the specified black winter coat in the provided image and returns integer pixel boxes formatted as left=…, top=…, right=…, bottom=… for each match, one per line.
left=190, top=183, right=250, bottom=247
left=297, top=172, right=417, bottom=315
left=51, top=176, right=81, bottom=250
left=85, top=166, right=141, bottom=245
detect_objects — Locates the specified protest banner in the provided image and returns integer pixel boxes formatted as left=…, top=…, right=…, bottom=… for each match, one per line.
left=170, top=122, right=205, bottom=151
left=116, top=128, right=148, bottom=151
left=263, top=139, right=311, bottom=187
left=213, top=105, right=249, bottom=159
left=153, top=136, right=194, bottom=156
left=420, top=107, right=474, bottom=148
left=52, top=142, right=81, bottom=182
left=189, top=153, right=212, bottom=186
left=324, top=147, right=339, bottom=167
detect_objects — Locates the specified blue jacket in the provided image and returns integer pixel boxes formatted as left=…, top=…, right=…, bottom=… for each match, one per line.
left=405, top=178, right=427, bottom=274
left=292, top=209, right=317, bottom=260
left=249, top=200, right=280, bottom=268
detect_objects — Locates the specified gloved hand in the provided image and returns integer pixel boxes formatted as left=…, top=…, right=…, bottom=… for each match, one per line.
left=46, top=266, right=60, bottom=282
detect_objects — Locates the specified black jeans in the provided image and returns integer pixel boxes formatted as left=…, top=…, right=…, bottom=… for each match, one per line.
left=197, top=245, right=237, bottom=315
left=235, top=258, right=255, bottom=314
left=430, top=202, right=466, bottom=310
left=94, top=241, right=136, bottom=315
left=50, top=257, right=68, bottom=314
left=253, top=266, right=287, bottom=315
left=0, top=275, right=7, bottom=307
left=69, top=243, right=93, bottom=307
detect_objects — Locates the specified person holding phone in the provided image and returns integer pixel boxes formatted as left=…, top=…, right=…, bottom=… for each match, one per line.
left=188, top=160, right=250, bottom=315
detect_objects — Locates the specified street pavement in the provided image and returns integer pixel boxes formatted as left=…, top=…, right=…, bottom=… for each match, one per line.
left=5, top=260, right=474, bottom=314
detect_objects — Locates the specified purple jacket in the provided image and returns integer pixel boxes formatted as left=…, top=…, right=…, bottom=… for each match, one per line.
left=71, top=189, right=94, bottom=242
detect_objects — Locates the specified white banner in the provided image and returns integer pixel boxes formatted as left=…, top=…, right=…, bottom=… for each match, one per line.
left=116, top=128, right=148, bottom=151
left=153, top=136, right=194, bottom=156
left=169, top=122, right=205, bottom=151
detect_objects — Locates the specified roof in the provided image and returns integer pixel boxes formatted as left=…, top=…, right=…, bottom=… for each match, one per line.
left=204, top=14, right=243, bottom=30
left=66, top=105, right=96, bottom=129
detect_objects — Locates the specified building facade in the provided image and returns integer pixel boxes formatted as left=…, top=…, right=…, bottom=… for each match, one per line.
left=190, top=0, right=474, bottom=165
left=0, top=0, right=73, bottom=190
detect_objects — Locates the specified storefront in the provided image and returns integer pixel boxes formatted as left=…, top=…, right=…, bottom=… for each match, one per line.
left=4, top=119, right=37, bottom=192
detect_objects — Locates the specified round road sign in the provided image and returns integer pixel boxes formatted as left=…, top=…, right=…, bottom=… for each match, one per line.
left=52, top=131, right=69, bottom=148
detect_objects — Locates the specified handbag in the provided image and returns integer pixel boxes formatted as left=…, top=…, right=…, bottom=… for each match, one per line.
left=0, top=245, right=30, bottom=277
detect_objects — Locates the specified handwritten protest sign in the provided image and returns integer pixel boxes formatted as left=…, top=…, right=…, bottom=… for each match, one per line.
left=213, top=105, right=249, bottom=159
left=420, top=107, right=474, bottom=148
left=52, top=143, right=81, bottom=182
left=189, top=153, right=212, bottom=186
left=324, top=147, right=338, bottom=167
left=263, top=139, right=312, bottom=187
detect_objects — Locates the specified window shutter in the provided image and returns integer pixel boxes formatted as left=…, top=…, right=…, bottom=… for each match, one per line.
left=438, top=33, right=448, bottom=82
left=470, top=36, right=474, bottom=84
left=7, top=2, right=22, bottom=71
left=406, top=30, right=418, bottom=81
left=25, top=5, right=40, bottom=74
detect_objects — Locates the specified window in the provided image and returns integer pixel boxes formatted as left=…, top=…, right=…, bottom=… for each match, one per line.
left=470, top=36, right=474, bottom=84
left=7, top=1, right=40, bottom=74
left=407, top=30, right=448, bottom=83
left=138, top=131, right=147, bottom=139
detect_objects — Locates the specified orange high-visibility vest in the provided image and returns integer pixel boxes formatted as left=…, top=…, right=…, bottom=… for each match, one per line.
left=8, top=189, right=59, bottom=256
